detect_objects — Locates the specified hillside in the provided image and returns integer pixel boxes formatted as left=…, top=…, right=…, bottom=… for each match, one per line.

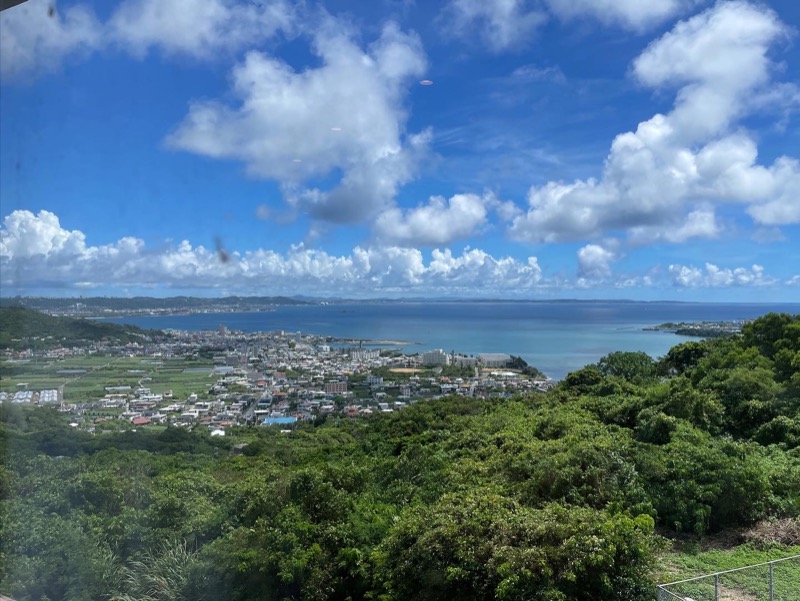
left=0, top=312, right=798, bottom=600
left=0, top=306, right=159, bottom=349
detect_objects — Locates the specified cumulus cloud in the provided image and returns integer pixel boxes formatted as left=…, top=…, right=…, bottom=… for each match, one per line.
left=509, top=1, right=800, bottom=245
left=668, top=262, right=774, bottom=287
left=632, top=2, right=787, bottom=141
left=108, top=0, right=295, bottom=59
left=374, top=193, right=492, bottom=246
left=544, top=0, right=703, bottom=31
left=167, top=21, right=429, bottom=223
left=442, top=0, right=547, bottom=52
left=5, top=210, right=793, bottom=295
left=1, top=210, right=546, bottom=296
left=1, top=0, right=295, bottom=78
left=627, top=208, right=720, bottom=245
left=444, top=0, right=701, bottom=49
left=428, top=248, right=542, bottom=288
left=0, top=0, right=103, bottom=77
left=577, top=244, right=615, bottom=279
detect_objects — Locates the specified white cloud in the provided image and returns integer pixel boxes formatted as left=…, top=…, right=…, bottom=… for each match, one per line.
left=509, top=1, right=800, bottom=245
left=545, top=0, right=703, bottom=31
left=1, top=209, right=546, bottom=296
left=751, top=227, right=786, bottom=244
left=632, top=1, right=787, bottom=141
left=510, top=64, right=566, bottom=84
left=627, top=207, right=720, bottom=245
left=6, top=210, right=794, bottom=295
left=427, top=248, right=542, bottom=289
left=547, top=0, right=706, bottom=31
left=443, top=0, right=547, bottom=52
left=495, top=199, right=522, bottom=222
left=167, top=21, right=429, bottom=224
left=744, top=158, right=800, bottom=225
left=0, top=0, right=103, bottom=77
left=577, top=244, right=615, bottom=279
left=108, top=0, right=295, bottom=59
left=374, top=193, right=491, bottom=246
left=0, top=209, right=86, bottom=259
left=1, top=0, right=295, bottom=78
left=668, top=262, right=773, bottom=287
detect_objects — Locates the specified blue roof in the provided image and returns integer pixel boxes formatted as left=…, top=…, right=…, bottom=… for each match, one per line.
left=262, top=417, right=297, bottom=426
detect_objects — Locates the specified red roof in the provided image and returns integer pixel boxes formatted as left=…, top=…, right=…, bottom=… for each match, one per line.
left=131, top=417, right=151, bottom=426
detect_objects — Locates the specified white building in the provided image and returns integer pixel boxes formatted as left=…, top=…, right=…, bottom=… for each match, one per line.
left=367, top=375, right=384, bottom=388
left=421, top=349, right=450, bottom=366
left=349, top=348, right=380, bottom=361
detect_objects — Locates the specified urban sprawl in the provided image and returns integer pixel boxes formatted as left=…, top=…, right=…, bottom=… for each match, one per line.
left=2, top=327, right=556, bottom=435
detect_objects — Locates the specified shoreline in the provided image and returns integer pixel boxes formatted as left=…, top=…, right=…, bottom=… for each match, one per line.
left=331, top=338, right=420, bottom=346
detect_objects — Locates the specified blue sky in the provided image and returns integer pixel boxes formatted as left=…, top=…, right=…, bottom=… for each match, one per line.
left=1, top=0, right=799, bottom=300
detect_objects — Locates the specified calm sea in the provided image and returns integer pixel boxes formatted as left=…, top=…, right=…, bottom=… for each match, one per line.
left=104, top=301, right=800, bottom=380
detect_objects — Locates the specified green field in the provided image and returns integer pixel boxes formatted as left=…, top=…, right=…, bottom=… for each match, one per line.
left=1, top=355, right=216, bottom=402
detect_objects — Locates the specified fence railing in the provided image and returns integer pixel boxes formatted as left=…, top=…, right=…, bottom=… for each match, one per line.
left=656, top=554, right=800, bottom=601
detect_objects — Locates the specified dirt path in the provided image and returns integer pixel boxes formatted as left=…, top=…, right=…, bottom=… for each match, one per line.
left=718, top=585, right=758, bottom=600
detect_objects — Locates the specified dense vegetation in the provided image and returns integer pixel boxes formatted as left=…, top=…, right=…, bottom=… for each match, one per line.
left=0, top=307, right=158, bottom=350
left=1, top=313, right=798, bottom=600
left=508, top=354, right=545, bottom=378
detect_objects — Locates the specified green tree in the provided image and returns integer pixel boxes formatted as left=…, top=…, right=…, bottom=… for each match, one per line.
left=597, top=351, right=656, bottom=383
left=377, top=492, right=659, bottom=601
left=742, top=313, right=797, bottom=359
left=659, top=340, right=709, bottom=375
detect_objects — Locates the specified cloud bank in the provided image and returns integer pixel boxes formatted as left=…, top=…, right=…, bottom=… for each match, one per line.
left=3, top=210, right=791, bottom=296
left=1, top=210, right=543, bottom=296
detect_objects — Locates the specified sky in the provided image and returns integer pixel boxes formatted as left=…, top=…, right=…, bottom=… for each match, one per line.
left=1, top=0, right=799, bottom=300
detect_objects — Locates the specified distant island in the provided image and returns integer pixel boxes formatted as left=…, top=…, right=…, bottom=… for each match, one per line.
left=644, top=320, right=747, bottom=337
left=0, top=295, right=311, bottom=317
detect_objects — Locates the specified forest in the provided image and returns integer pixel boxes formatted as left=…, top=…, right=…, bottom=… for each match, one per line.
left=1, top=313, right=798, bottom=600
left=0, top=307, right=159, bottom=350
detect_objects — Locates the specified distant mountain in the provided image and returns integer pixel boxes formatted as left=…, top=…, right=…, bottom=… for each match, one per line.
left=0, top=295, right=311, bottom=314
left=0, top=306, right=159, bottom=349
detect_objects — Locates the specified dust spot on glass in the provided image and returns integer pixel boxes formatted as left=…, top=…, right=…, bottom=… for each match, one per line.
left=214, top=236, right=230, bottom=264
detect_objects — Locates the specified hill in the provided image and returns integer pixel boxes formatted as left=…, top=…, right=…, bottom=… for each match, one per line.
left=0, top=312, right=798, bottom=600
left=0, top=306, right=159, bottom=349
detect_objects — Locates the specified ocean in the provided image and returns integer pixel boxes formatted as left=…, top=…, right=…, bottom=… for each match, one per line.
left=104, top=301, right=800, bottom=380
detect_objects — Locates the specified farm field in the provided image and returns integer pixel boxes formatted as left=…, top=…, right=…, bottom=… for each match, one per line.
left=1, top=355, right=216, bottom=403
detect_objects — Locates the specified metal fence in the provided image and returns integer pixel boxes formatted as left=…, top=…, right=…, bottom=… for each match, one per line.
left=657, top=554, right=800, bottom=601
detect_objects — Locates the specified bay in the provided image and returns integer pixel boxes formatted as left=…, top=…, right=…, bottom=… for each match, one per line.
left=103, top=301, right=800, bottom=380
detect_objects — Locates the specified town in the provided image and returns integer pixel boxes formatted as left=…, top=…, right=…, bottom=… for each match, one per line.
left=1, top=325, right=556, bottom=435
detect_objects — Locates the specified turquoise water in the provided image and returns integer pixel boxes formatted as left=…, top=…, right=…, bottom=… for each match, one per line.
left=105, top=301, right=799, bottom=379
